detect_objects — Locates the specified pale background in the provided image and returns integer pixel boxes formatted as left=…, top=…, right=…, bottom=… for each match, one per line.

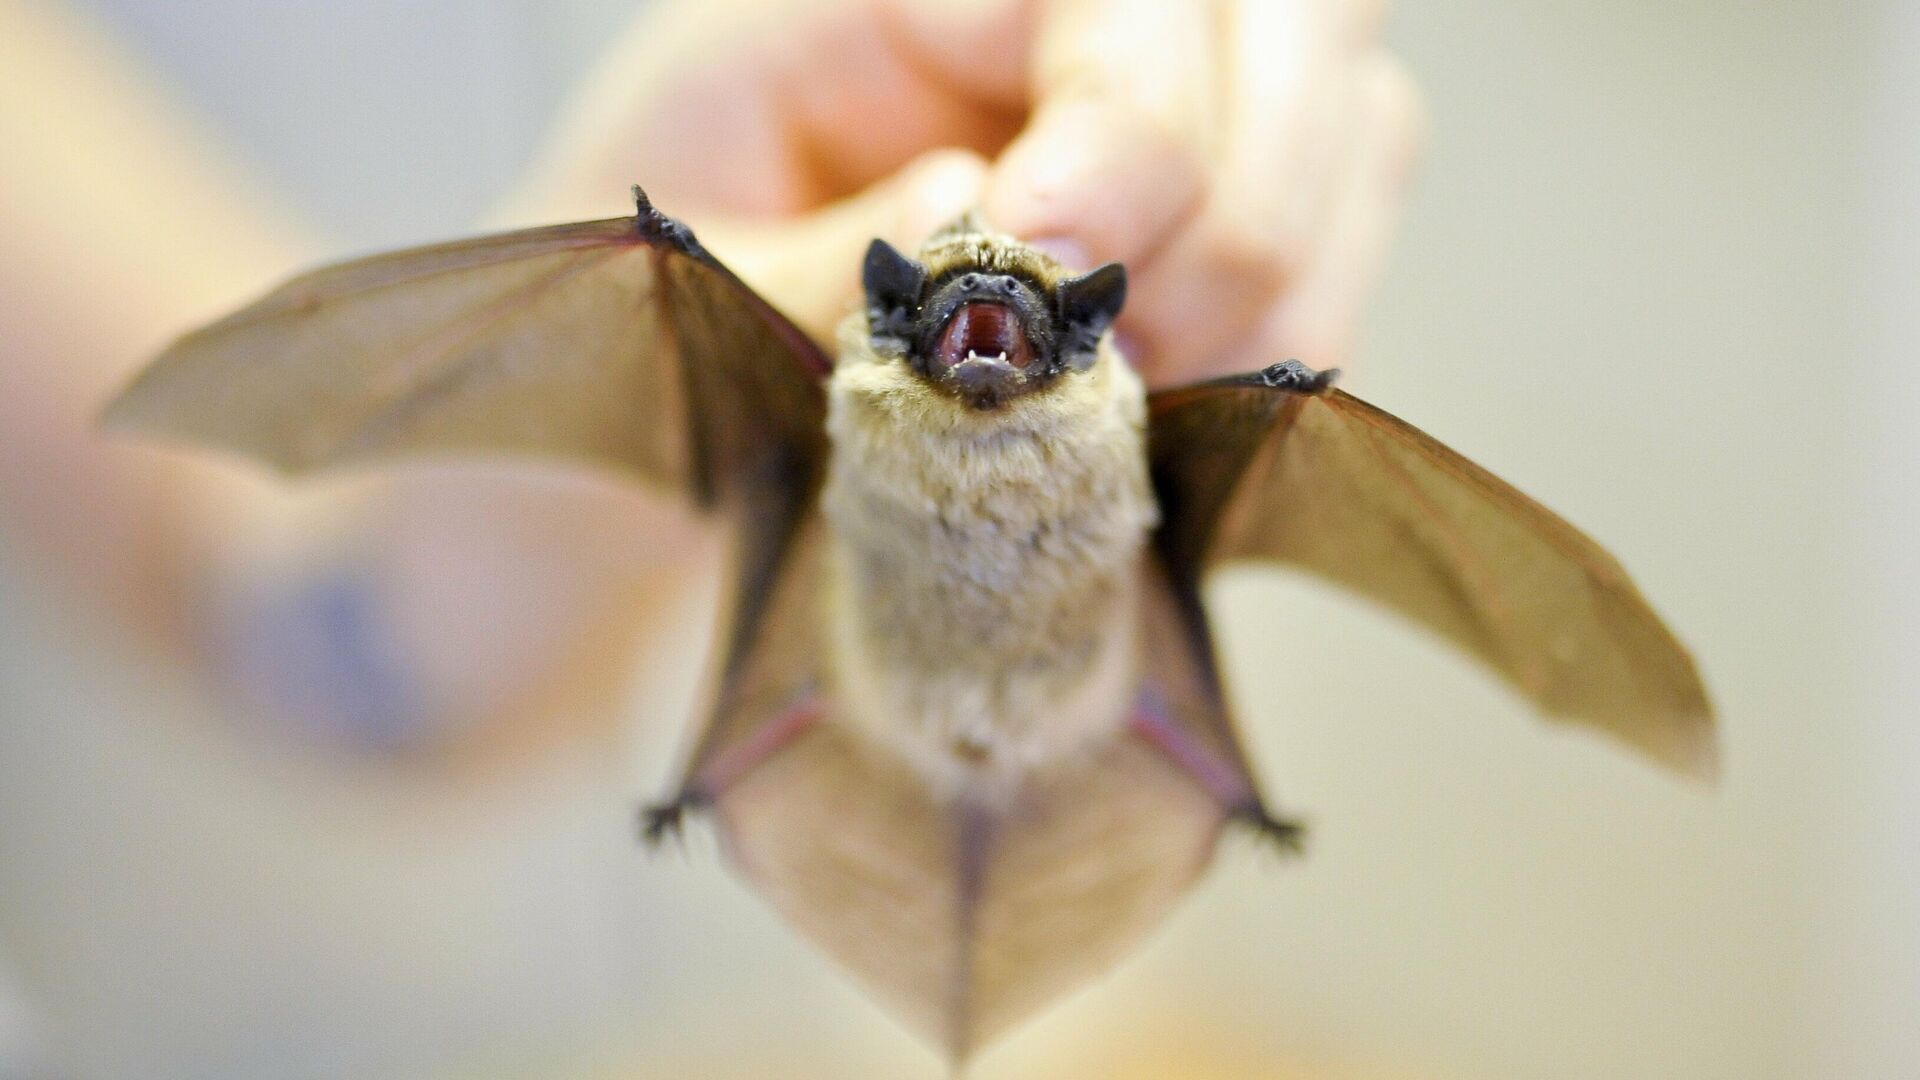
left=1, top=1, right=1915, bottom=1078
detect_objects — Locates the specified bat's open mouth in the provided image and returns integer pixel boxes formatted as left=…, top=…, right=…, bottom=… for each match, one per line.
left=864, top=236, right=1128, bottom=410
left=931, top=300, right=1038, bottom=408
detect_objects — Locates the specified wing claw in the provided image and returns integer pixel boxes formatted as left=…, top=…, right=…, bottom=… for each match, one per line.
left=1257, top=359, right=1338, bottom=393
left=631, top=184, right=705, bottom=256
left=1146, top=374, right=1714, bottom=776
left=105, top=198, right=828, bottom=492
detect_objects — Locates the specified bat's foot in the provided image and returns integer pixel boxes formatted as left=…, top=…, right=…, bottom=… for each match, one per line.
left=1233, top=804, right=1307, bottom=855
left=1257, top=359, right=1337, bottom=394
left=638, top=792, right=709, bottom=849
left=1127, top=697, right=1306, bottom=855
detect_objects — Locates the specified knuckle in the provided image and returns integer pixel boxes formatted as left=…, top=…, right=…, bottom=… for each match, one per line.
left=1064, top=103, right=1210, bottom=257
left=1186, top=191, right=1304, bottom=298
left=1128, top=110, right=1212, bottom=192
left=1207, top=218, right=1299, bottom=298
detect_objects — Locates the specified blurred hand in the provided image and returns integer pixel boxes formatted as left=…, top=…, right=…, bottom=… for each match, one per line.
left=516, top=0, right=1424, bottom=383
left=248, top=0, right=1426, bottom=750
left=0, top=0, right=1422, bottom=764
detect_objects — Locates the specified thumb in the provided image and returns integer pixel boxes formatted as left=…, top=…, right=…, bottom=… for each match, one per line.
left=848, top=146, right=994, bottom=252
left=700, top=148, right=990, bottom=344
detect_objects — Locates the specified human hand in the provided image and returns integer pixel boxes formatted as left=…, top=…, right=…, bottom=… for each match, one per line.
left=514, top=0, right=1423, bottom=385
left=1, top=0, right=1419, bottom=760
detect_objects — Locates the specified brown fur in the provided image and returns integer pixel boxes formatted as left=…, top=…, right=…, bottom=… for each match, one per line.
left=820, top=226, right=1159, bottom=794
left=914, top=212, right=1076, bottom=288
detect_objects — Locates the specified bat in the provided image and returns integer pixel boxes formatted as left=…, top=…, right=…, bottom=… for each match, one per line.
left=105, top=188, right=1713, bottom=1064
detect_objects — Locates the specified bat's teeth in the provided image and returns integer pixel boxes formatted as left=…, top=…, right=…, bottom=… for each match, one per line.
left=967, top=349, right=981, bottom=362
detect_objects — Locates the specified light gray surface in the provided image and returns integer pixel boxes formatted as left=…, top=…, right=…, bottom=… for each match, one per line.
left=76, top=0, right=633, bottom=248
left=0, top=957, right=47, bottom=1079
left=1815, top=2, right=1920, bottom=1076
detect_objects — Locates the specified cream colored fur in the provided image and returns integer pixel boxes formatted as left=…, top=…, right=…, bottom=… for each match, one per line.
left=821, top=298, right=1159, bottom=795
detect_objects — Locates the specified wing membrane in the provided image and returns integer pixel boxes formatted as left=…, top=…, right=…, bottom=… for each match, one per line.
left=105, top=207, right=829, bottom=503
left=1149, top=377, right=1714, bottom=776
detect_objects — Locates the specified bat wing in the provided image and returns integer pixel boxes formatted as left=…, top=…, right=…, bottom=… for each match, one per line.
left=104, top=191, right=829, bottom=504
left=109, top=192, right=834, bottom=832
left=1148, top=367, right=1715, bottom=777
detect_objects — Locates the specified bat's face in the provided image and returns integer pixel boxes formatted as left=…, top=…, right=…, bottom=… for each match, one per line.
left=861, top=220, right=1127, bottom=411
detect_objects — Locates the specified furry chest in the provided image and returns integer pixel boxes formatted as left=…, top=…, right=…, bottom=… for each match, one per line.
left=814, top=338, right=1160, bottom=785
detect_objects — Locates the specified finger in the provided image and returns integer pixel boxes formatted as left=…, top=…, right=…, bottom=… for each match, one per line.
left=1119, top=0, right=1359, bottom=383
left=511, top=0, right=1024, bottom=222
left=1233, top=51, right=1425, bottom=370
left=778, top=0, right=1034, bottom=202
left=982, top=0, right=1220, bottom=266
left=872, top=0, right=1038, bottom=112
left=1220, top=0, right=1362, bottom=255
left=1119, top=192, right=1304, bottom=386
left=701, top=148, right=992, bottom=342
left=879, top=147, right=999, bottom=244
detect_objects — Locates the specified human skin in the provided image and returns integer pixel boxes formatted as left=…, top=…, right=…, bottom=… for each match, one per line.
left=0, top=0, right=1420, bottom=748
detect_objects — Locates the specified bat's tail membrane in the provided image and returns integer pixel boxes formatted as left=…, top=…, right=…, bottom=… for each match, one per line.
left=714, top=718, right=1228, bottom=1059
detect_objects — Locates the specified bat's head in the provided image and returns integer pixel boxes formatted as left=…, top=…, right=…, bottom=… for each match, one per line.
left=859, top=215, right=1127, bottom=411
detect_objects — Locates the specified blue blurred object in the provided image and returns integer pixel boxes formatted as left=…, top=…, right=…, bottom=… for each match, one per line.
left=227, top=565, right=428, bottom=752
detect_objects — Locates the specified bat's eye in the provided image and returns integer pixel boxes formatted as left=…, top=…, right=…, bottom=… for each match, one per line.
left=931, top=301, right=1035, bottom=373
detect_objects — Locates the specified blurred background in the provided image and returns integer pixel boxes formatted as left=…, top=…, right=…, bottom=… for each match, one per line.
left=1, top=1, right=1914, bottom=1078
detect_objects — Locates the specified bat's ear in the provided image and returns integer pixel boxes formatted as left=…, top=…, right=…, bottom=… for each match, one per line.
left=1055, top=262, right=1127, bottom=370
left=863, top=238, right=929, bottom=347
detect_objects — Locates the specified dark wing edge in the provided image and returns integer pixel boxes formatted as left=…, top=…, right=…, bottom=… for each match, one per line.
left=1147, top=375, right=1716, bottom=779
left=103, top=195, right=830, bottom=508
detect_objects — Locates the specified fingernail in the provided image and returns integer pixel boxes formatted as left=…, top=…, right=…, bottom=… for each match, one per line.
left=1029, top=235, right=1093, bottom=270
